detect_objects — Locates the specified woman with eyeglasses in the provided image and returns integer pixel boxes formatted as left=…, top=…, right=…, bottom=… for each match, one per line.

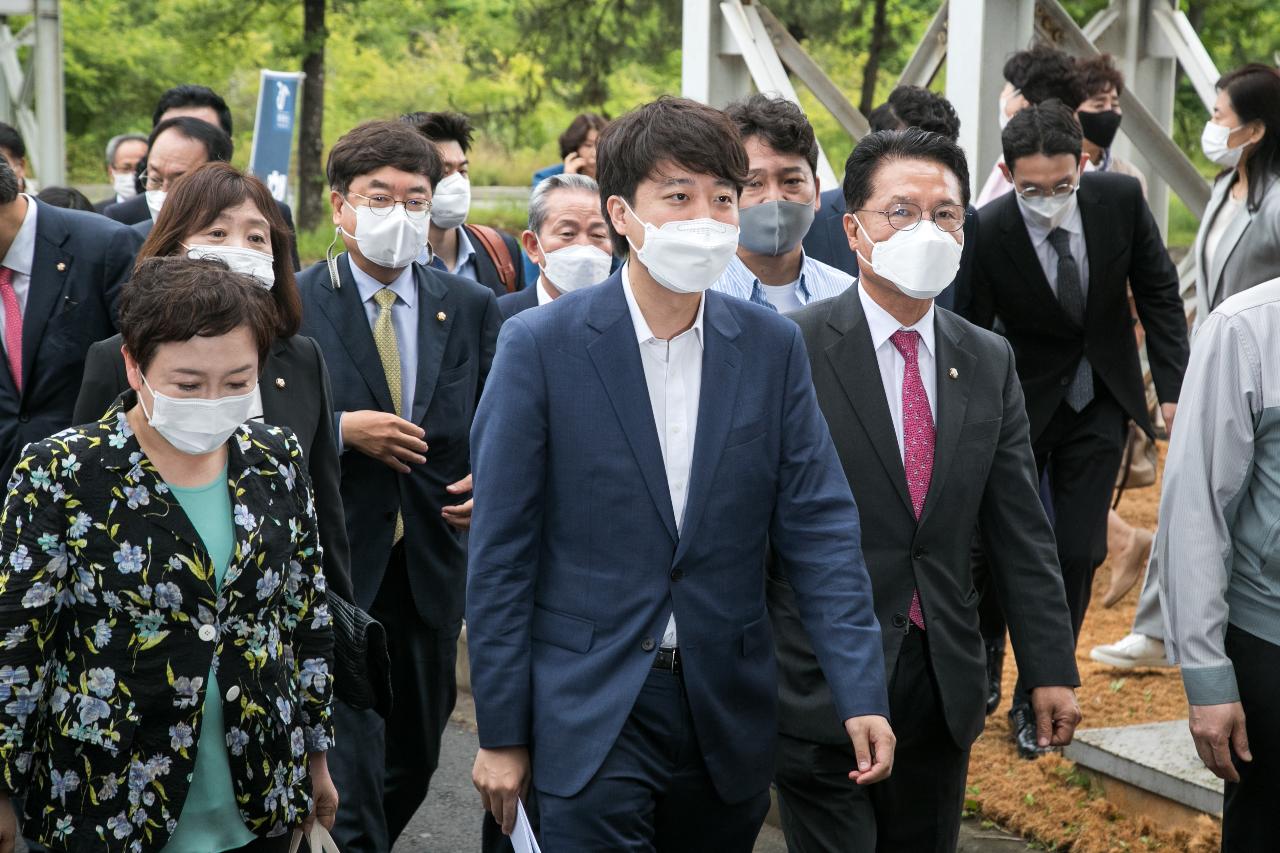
left=0, top=257, right=335, bottom=851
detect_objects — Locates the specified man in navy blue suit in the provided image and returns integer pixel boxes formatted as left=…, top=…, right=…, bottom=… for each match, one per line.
left=468, top=97, right=893, bottom=850
left=0, top=157, right=141, bottom=474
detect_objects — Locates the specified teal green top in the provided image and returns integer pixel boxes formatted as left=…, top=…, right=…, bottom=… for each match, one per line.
left=162, top=467, right=257, bottom=852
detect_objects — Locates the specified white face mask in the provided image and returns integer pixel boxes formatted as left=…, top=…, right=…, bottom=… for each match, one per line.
left=1016, top=187, right=1078, bottom=231
left=537, top=240, right=612, bottom=293
left=145, top=190, right=166, bottom=220
left=430, top=172, right=471, bottom=230
left=1201, top=120, right=1247, bottom=168
left=854, top=215, right=962, bottom=301
left=621, top=198, right=740, bottom=294
left=998, top=90, right=1019, bottom=131
left=140, top=374, right=258, bottom=456
left=113, top=171, right=138, bottom=200
left=185, top=244, right=276, bottom=289
left=342, top=201, right=427, bottom=270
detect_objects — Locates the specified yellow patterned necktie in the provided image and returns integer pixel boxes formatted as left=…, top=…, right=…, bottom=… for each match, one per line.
left=373, top=287, right=405, bottom=543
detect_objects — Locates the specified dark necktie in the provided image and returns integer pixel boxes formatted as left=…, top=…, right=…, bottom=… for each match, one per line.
left=1047, top=228, right=1093, bottom=412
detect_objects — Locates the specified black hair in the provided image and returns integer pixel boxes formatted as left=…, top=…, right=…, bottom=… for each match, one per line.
left=868, top=86, right=961, bottom=142
left=401, top=111, right=475, bottom=155
left=327, top=120, right=445, bottom=194
left=842, top=128, right=971, bottom=213
left=1216, top=63, right=1280, bottom=212
left=1076, top=53, right=1126, bottom=99
left=152, top=84, right=233, bottom=136
left=36, top=186, right=94, bottom=211
left=558, top=113, right=608, bottom=159
left=1015, top=45, right=1087, bottom=108
left=146, top=116, right=234, bottom=165
left=0, top=122, right=24, bottom=161
left=724, top=94, right=820, bottom=172
left=1001, top=99, right=1083, bottom=170
left=0, top=157, right=18, bottom=204
left=595, top=96, right=749, bottom=256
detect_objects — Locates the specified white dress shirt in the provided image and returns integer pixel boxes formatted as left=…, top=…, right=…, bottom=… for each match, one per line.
left=0, top=195, right=38, bottom=358
left=536, top=276, right=556, bottom=306
left=622, top=264, right=704, bottom=648
left=1021, top=200, right=1091, bottom=300
left=858, top=282, right=937, bottom=460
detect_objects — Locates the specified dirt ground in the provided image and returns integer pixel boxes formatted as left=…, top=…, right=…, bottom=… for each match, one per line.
left=966, top=444, right=1223, bottom=852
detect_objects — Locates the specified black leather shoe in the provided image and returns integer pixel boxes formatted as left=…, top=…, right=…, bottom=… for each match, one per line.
left=984, top=638, right=1004, bottom=716
left=1009, top=703, right=1050, bottom=760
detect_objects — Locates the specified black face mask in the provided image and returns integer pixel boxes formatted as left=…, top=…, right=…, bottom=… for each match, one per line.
left=1079, top=109, right=1122, bottom=150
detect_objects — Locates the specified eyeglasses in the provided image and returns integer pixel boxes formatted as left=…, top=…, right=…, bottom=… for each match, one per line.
left=1015, top=182, right=1078, bottom=201
left=346, top=191, right=432, bottom=220
left=855, top=202, right=967, bottom=233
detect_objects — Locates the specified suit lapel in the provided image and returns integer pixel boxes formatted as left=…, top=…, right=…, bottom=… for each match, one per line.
left=311, top=254, right=396, bottom=413
left=23, top=200, right=74, bottom=398
left=258, top=340, right=291, bottom=424
left=672, top=294, right=741, bottom=564
left=916, top=312, right=977, bottom=527
left=1078, top=183, right=1112, bottom=328
left=1195, top=177, right=1231, bottom=302
left=410, top=265, right=454, bottom=426
left=825, top=291, right=914, bottom=517
left=585, top=278, right=678, bottom=543
left=997, top=195, right=1068, bottom=323
left=1207, top=202, right=1253, bottom=307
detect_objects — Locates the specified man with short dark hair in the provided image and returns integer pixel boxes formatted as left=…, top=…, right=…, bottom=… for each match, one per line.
left=0, top=156, right=141, bottom=475
left=970, top=100, right=1189, bottom=756
left=297, top=120, right=500, bottom=852
left=713, top=94, right=852, bottom=311
left=95, top=133, right=149, bottom=212
left=468, top=95, right=892, bottom=850
left=152, top=83, right=234, bottom=136
left=775, top=125, right=1081, bottom=853
left=402, top=111, right=525, bottom=298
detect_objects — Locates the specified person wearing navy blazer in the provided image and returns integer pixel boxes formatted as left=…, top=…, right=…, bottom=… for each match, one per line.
left=0, top=162, right=141, bottom=476
left=468, top=98, right=890, bottom=851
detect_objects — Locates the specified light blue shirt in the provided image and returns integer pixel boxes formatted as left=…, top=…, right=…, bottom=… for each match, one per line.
left=712, top=252, right=854, bottom=312
left=429, top=225, right=479, bottom=283
left=336, top=258, right=419, bottom=451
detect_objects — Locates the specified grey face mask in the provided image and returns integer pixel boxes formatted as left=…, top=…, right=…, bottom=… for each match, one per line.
left=738, top=199, right=816, bottom=256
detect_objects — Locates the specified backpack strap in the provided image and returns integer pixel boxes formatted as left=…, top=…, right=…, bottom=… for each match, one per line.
left=468, top=224, right=518, bottom=293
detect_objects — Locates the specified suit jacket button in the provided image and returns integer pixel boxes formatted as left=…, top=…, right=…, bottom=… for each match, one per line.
left=1060, top=375, right=1071, bottom=386
left=912, top=548, right=926, bottom=559
left=892, top=614, right=907, bottom=629
left=641, top=637, right=656, bottom=652
left=17, top=412, right=28, bottom=423
left=670, top=568, right=683, bottom=581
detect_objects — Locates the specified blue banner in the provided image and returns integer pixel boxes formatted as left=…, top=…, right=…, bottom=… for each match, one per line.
left=248, top=70, right=305, bottom=203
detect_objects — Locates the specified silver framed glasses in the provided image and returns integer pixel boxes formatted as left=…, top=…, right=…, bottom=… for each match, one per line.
left=855, top=201, right=967, bottom=233
left=1015, top=182, right=1078, bottom=201
left=346, top=191, right=433, bottom=220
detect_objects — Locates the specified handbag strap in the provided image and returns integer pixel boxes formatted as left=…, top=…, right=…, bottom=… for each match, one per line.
left=468, top=224, right=518, bottom=293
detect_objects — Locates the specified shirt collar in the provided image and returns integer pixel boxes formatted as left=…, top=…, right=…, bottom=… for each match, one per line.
left=453, top=225, right=476, bottom=271
left=621, top=262, right=705, bottom=346
left=2, top=194, right=38, bottom=276
left=536, top=275, right=556, bottom=306
left=349, top=254, right=417, bottom=308
left=857, top=280, right=935, bottom=357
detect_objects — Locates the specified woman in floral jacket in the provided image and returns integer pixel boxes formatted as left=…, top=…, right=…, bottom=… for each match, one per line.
left=0, top=256, right=336, bottom=852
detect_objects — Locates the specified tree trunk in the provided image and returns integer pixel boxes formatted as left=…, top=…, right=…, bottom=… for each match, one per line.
left=859, top=0, right=889, bottom=116
left=298, top=0, right=327, bottom=232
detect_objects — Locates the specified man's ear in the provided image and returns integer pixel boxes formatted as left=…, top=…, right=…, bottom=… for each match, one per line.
left=999, top=161, right=1014, bottom=185
left=521, top=230, right=543, bottom=267
left=329, top=190, right=345, bottom=228
left=842, top=212, right=861, bottom=253
left=605, top=195, right=632, bottom=248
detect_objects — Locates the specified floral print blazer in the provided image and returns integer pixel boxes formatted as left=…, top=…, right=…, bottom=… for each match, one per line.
left=0, top=394, right=334, bottom=852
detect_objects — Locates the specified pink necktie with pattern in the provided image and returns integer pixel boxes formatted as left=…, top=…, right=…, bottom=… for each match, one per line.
left=0, top=267, right=20, bottom=392
left=891, top=329, right=931, bottom=630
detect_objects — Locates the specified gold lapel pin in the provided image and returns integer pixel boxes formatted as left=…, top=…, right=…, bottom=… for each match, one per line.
left=56, top=262, right=66, bottom=272
left=948, top=367, right=959, bottom=380
left=436, top=311, right=447, bottom=322
left=275, top=377, right=286, bottom=389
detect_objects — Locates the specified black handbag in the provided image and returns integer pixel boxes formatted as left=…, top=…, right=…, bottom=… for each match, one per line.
left=328, top=590, right=394, bottom=719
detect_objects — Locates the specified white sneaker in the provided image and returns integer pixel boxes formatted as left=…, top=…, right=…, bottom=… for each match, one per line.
left=1090, top=633, right=1172, bottom=668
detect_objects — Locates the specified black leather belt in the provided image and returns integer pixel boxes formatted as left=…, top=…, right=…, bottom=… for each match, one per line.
left=652, top=646, right=682, bottom=673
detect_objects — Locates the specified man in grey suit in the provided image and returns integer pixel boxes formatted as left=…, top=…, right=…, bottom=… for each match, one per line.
left=772, top=129, right=1082, bottom=851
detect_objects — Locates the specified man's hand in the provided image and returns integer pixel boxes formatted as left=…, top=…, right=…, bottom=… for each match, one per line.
left=473, top=746, right=530, bottom=836
left=342, top=410, right=427, bottom=473
left=303, top=751, right=339, bottom=833
left=1161, top=402, right=1177, bottom=438
left=443, top=473, right=473, bottom=530
left=844, top=715, right=895, bottom=785
left=1189, top=702, right=1251, bottom=782
left=1030, top=686, right=1082, bottom=749
left=0, top=793, right=17, bottom=853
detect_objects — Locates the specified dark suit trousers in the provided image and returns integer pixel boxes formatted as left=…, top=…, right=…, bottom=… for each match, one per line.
left=775, top=628, right=968, bottom=852
left=1222, top=624, right=1280, bottom=851
left=1012, top=387, right=1125, bottom=708
left=329, top=542, right=461, bottom=852
left=537, top=666, right=771, bottom=852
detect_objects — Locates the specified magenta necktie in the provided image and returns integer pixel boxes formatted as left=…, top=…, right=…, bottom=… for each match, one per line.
left=891, top=329, right=931, bottom=630
left=0, top=267, right=20, bottom=392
